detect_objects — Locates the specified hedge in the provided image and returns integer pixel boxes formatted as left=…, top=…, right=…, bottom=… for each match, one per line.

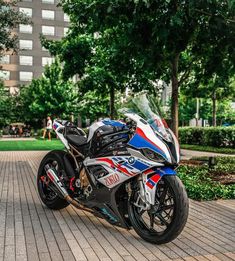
left=179, top=127, right=235, bottom=148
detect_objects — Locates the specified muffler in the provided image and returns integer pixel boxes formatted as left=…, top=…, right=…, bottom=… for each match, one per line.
left=44, top=164, right=80, bottom=208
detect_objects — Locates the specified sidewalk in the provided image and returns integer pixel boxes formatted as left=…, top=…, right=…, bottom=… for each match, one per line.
left=0, top=151, right=234, bottom=261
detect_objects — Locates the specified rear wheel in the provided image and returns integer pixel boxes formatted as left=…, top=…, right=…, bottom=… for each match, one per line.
left=128, top=175, right=188, bottom=244
left=37, top=150, right=70, bottom=210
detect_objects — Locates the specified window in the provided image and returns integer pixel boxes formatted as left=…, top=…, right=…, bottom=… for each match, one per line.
left=19, top=24, right=33, bottom=34
left=20, top=71, right=33, bottom=81
left=42, top=57, right=54, bottom=66
left=42, top=0, right=54, bottom=3
left=19, top=56, right=33, bottom=66
left=42, top=25, right=55, bottom=36
left=19, top=40, right=33, bottom=50
left=0, top=55, right=10, bottom=64
left=42, top=10, right=55, bottom=20
left=64, top=13, right=70, bottom=22
left=0, top=70, right=10, bottom=80
left=64, top=27, right=69, bottom=36
left=19, top=7, right=32, bottom=17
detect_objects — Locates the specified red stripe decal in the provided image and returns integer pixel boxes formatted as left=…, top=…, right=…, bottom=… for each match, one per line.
left=151, top=174, right=161, bottom=183
left=97, top=158, right=134, bottom=177
left=144, top=168, right=154, bottom=175
left=136, top=127, right=163, bottom=153
left=146, top=181, right=154, bottom=189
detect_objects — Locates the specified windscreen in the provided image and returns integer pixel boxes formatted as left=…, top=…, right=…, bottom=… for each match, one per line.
left=121, top=93, right=172, bottom=142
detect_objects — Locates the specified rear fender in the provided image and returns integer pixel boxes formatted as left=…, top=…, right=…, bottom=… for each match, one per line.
left=142, top=167, right=176, bottom=205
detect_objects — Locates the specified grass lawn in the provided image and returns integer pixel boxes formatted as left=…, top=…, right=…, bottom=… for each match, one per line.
left=181, top=144, right=235, bottom=155
left=0, top=139, right=64, bottom=151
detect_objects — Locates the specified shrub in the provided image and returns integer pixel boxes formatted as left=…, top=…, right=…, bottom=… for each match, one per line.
left=178, top=165, right=235, bottom=200
left=179, top=127, right=235, bottom=148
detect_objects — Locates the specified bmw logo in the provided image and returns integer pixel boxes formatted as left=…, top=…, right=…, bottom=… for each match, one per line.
left=128, top=157, right=135, bottom=164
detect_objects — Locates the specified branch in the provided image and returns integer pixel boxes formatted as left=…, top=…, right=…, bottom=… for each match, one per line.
left=194, top=8, right=235, bottom=24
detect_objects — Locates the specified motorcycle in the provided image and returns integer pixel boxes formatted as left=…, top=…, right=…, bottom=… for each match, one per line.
left=37, top=93, right=188, bottom=244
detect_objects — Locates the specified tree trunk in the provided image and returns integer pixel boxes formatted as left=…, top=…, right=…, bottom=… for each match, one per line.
left=212, top=92, right=217, bottom=127
left=110, top=85, right=115, bottom=119
left=171, top=54, right=180, bottom=138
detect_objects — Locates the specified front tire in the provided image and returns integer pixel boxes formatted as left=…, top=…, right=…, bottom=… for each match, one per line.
left=128, top=175, right=188, bottom=244
left=37, top=150, right=70, bottom=210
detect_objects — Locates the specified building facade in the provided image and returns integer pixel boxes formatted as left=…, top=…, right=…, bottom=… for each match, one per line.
left=0, top=0, right=69, bottom=93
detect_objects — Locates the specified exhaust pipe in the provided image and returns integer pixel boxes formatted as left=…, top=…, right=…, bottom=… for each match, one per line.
left=45, top=164, right=81, bottom=208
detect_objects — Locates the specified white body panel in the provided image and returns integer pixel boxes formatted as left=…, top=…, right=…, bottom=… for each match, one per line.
left=124, top=113, right=172, bottom=163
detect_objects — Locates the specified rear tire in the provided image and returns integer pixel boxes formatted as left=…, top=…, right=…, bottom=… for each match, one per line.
left=128, top=175, right=188, bottom=244
left=37, top=150, right=70, bottom=210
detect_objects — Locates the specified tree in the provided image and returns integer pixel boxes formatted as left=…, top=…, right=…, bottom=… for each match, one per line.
left=0, top=80, right=21, bottom=127
left=44, top=0, right=235, bottom=136
left=178, top=94, right=196, bottom=126
left=0, top=80, right=8, bottom=127
left=0, top=0, right=29, bottom=57
left=77, top=90, right=110, bottom=123
left=19, top=60, right=78, bottom=123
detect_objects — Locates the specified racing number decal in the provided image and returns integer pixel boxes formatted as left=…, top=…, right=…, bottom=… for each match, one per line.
left=104, top=173, right=120, bottom=186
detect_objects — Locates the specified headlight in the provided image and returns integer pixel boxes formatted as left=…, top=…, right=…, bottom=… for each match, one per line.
left=142, top=148, right=166, bottom=163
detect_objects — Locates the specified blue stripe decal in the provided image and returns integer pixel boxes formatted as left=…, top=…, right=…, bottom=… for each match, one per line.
left=148, top=179, right=155, bottom=187
left=122, top=162, right=134, bottom=170
left=131, top=160, right=149, bottom=171
left=128, top=134, right=167, bottom=159
left=156, top=167, right=176, bottom=175
left=102, top=120, right=125, bottom=127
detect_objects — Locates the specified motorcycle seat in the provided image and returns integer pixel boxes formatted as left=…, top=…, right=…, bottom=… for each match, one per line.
left=66, top=134, right=87, bottom=147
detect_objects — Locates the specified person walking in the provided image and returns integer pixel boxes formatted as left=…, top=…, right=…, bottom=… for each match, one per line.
left=41, top=116, right=52, bottom=140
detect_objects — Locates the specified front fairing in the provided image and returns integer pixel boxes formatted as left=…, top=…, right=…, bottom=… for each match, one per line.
left=122, top=93, right=180, bottom=165
left=126, top=113, right=173, bottom=163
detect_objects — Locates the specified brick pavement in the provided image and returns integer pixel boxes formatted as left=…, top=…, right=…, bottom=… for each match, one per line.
left=0, top=151, right=234, bottom=261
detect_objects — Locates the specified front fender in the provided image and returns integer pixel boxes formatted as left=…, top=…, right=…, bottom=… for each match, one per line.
left=142, top=167, right=176, bottom=205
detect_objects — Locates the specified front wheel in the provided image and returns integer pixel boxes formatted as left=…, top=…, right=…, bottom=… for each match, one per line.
left=128, top=175, right=189, bottom=244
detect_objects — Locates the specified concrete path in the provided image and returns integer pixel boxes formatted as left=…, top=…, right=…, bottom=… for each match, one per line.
left=0, top=151, right=234, bottom=261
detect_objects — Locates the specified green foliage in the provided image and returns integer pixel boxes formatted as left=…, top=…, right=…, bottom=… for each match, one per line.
left=0, top=80, right=21, bottom=127
left=0, top=0, right=30, bottom=56
left=178, top=157, right=235, bottom=200
left=179, top=127, right=235, bottom=148
left=42, top=0, right=235, bottom=135
left=77, top=90, right=109, bottom=122
left=0, top=80, right=8, bottom=127
left=19, top=60, right=78, bottom=122
left=178, top=165, right=235, bottom=200
left=179, top=94, right=196, bottom=123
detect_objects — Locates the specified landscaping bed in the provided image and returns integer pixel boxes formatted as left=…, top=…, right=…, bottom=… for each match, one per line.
left=178, top=156, right=235, bottom=201
left=180, top=144, right=235, bottom=154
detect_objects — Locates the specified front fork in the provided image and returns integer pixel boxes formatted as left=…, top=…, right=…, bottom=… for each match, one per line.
left=138, top=167, right=176, bottom=207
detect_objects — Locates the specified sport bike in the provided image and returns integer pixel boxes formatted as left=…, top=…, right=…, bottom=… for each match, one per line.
left=37, top=93, right=188, bottom=244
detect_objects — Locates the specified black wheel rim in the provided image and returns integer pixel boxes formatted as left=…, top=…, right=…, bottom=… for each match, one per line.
left=132, top=177, right=176, bottom=235
left=38, top=160, right=59, bottom=201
